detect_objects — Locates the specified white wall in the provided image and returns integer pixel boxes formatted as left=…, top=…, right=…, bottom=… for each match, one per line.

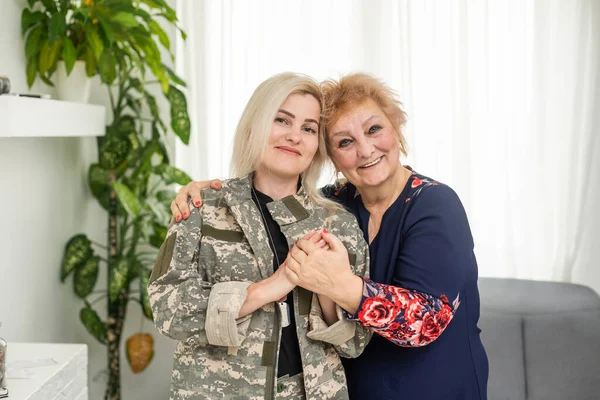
left=0, top=0, right=175, bottom=398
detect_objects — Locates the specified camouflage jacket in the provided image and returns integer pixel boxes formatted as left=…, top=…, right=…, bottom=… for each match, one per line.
left=148, top=175, right=371, bottom=400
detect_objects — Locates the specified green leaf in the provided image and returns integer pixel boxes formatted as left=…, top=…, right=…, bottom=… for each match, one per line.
left=99, top=50, right=117, bottom=85
left=149, top=222, right=168, bottom=248
left=127, top=131, right=141, bottom=155
left=98, top=132, right=131, bottom=169
left=96, top=16, right=114, bottom=45
left=40, top=0, right=57, bottom=13
left=48, top=12, right=67, bottom=43
left=129, top=78, right=143, bottom=92
left=131, top=6, right=152, bottom=23
left=156, top=138, right=170, bottom=164
left=178, top=26, right=187, bottom=41
left=88, top=163, right=111, bottom=210
left=86, top=25, right=104, bottom=61
left=155, top=5, right=177, bottom=23
left=74, top=256, right=100, bottom=298
left=109, top=256, right=129, bottom=303
left=113, top=182, right=141, bottom=217
left=144, top=91, right=160, bottom=122
left=156, top=190, right=176, bottom=205
left=27, top=0, right=37, bottom=8
left=61, top=234, right=92, bottom=282
left=164, top=65, right=186, bottom=87
left=116, top=115, right=137, bottom=136
left=39, top=72, right=55, bottom=87
left=39, top=39, right=61, bottom=76
left=25, top=25, right=44, bottom=58
left=139, top=0, right=162, bottom=9
left=110, top=12, right=139, bottom=28
left=80, top=305, right=107, bottom=345
left=125, top=96, right=142, bottom=115
left=167, top=86, right=191, bottom=144
left=149, top=61, right=169, bottom=93
left=154, top=164, right=192, bottom=186
left=83, top=46, right=97, bottom=77
left=61, top=37, right=76, bottom=75
left=126, top=257, right=140, bottom=284
left=139, top=268, right=153, bottom=319
left=26, top=56, right=37, bottom=88
left=148, top=20, right=170, bottom=50
left=21, top=9, right=45, bottom=36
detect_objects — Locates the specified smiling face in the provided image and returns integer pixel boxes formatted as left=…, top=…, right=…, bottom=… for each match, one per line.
left=256, top=92, right=321, bottom=180
left=327, top=99, right=402, bottom=190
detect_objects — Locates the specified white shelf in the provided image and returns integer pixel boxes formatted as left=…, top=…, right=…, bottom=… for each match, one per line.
left=0, top=96, right=105, bottom=138
left=5, top=342, right=88, bottom=400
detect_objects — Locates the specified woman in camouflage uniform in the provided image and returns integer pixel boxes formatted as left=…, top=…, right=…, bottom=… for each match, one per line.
left=148, top=72, right=371, bottom=400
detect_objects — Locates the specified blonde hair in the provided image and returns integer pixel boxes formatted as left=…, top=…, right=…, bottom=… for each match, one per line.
left=321, top=73, right=409, bottom=158
left=230, top=72, right=342, bottom=212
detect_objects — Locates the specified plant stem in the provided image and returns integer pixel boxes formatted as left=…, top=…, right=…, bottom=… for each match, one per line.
left=108, top=90, right=117, bottom=120
left=90, top=293, right=108, bottom=307
left=91, top=240, right=108, bottom=249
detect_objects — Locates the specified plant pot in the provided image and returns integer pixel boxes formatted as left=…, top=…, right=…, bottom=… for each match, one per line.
left=55, top=60, right=92, bottom=103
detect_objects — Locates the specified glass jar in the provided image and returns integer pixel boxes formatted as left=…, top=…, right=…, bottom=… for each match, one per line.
left=0, top=322, right=6, bottom=391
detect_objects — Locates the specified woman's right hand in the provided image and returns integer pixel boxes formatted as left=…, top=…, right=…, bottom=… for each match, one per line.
left=170, top=179, right=223, bottom=223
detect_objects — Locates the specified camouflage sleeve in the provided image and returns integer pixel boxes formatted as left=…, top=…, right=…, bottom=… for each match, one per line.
left=307, top=295, right=356, bottom=345
left=148, top=206, right=252, bottom=347
left=306, top=228, right=373, bottom=358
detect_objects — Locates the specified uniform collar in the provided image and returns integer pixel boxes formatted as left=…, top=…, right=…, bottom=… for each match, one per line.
left=222, top=173, right=313, bottom=226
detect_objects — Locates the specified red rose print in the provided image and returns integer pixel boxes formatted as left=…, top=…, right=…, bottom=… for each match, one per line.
left=386, top=322, right=402, bottom=332
left=411, top=177, right=422, bottom=188
left=389, top=286, right=412, bottom=306
left=421, top=312, right=441, bottom=339
left=404, top=300, right=423, bottom=324
left=435, top=304, right=454, bottom=328
left=358, top=296, right=400, bottom=328
left=439, top=293, right=449, bottom=304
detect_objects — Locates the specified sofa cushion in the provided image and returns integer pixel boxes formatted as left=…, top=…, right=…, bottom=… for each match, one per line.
left=479, top=311, right=526, bottom=400
left=479, top=278, right=600, bottom=314
left=525, top=310, right=600, bottom=400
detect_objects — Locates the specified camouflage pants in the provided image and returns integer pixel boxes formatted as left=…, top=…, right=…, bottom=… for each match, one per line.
left=275, top=373, right=305, bottom=399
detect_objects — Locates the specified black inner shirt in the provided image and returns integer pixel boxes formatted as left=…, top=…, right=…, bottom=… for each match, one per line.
left=251, top=187, right=303, bottom=378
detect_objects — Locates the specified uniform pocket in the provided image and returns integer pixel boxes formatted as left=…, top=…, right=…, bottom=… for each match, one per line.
left=200, top=226, right=260, bottom=282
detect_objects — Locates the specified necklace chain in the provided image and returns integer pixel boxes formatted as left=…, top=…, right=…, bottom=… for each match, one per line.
left=251, top=185, right=282, bottom=267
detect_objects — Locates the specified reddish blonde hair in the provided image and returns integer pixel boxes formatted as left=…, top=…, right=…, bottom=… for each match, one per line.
left=321, top=73, right=409, bottom=157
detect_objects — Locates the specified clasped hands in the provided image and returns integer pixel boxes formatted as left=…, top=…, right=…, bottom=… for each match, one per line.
left=281, top=229, right=353, bottom=300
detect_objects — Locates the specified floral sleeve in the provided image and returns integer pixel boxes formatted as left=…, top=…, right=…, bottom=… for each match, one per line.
left=345, top=278, right=460, bottom=347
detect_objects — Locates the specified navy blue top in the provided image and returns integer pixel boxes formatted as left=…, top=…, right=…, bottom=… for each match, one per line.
left=323, top=169, right=488, bottom=400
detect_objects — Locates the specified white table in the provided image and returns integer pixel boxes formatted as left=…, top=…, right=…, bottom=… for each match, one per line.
left=4, top=343, right=87, bottom=400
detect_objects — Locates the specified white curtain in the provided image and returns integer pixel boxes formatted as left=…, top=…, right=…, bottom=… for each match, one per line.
left=174, top=0, right=600, bottom=292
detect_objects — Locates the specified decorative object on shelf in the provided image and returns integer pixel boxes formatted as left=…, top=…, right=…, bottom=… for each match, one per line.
left=0, top=76, right=10, bottom=95
left=34, top=1, right=192, bottom=399
left=0, top=322, right=7, bottom=399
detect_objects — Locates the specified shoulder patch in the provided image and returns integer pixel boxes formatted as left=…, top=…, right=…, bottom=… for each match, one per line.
left=149, top=233, right=177, bottom=284
left=202, top=225, right=245, bottom=243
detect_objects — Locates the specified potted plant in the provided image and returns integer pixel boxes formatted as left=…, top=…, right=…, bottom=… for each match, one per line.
left=23, top=1, right=192, bottom=399
left=23, top=0, right=90, bottom=101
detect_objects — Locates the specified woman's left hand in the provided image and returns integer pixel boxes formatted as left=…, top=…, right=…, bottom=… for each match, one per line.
left=285, top=230, right=353, bottom=297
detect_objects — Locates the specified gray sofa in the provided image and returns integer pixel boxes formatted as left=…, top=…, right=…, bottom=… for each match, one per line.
left=478, top=278, right=600, bottom=400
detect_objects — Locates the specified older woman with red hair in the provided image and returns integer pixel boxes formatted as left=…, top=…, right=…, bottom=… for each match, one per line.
left=171, top=73, right=489, bottom=399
